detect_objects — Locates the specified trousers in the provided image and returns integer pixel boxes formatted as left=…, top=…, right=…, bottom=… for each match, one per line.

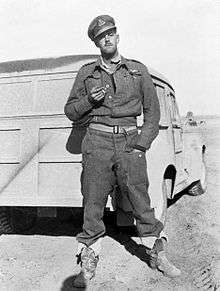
left=76, top=127, right=164, bottom=247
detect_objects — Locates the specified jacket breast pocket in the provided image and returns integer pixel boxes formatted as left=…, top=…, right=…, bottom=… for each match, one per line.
left=124, top=70, right=142, bottom=96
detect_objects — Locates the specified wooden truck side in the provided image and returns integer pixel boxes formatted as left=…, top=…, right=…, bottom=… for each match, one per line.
left=0, top=55, right=206, bottom=232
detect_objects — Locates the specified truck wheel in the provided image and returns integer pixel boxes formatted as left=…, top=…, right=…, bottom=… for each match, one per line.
left=188, top=180, right=205, bottom=196
left=0, top=207, right=13, bottom=234
left=8, top=207, right=37, bottom=232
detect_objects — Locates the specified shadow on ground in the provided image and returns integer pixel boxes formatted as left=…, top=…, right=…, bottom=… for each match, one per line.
left=5, top=189, right=188, bottom=237
left=8, top=207, right=154, bottom=267
left=60, top=275, right=86, bottom=291
left=2, top=190, right=217, bottom=290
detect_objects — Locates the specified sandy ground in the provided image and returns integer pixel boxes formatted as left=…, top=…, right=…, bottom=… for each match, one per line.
left=0, top=123, right=219, bottom=291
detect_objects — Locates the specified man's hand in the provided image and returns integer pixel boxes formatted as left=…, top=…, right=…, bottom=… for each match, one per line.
left=89, top=86, right=106, bottom=103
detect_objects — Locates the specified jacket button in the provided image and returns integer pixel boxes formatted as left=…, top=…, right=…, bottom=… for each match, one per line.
left=109, top=95, right=112, bottom=99
left=106, top=84, right=110, bottom=88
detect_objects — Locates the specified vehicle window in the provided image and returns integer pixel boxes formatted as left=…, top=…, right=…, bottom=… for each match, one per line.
left=137, top=84, right=169, bottom=127
left=168, top=93, right=181, bottom=126
left=155, top=85, right=169, bottom=126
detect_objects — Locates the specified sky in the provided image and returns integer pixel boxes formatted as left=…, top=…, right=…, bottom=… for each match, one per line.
left=0, top=0, right=219, bottom=116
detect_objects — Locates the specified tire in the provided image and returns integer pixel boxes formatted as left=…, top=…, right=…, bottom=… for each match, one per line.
left=187, top=180, right=205, bottom=196
left=0, top=207, right=13, bottom=234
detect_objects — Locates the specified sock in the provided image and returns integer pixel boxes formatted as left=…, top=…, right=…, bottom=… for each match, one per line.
left=89, top=238, right=103, bottom=256
left=77, top=242, right=87, bottom=255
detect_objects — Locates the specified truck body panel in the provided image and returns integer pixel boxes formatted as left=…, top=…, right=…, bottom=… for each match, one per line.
left=0, top=55, right=206, bottom=222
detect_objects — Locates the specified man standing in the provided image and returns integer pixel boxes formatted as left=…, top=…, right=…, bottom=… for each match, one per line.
left=64, top=15, right=181, bottom=288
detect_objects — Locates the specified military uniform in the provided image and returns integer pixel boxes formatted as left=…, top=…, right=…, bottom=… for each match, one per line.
left=64, top=15, right=181, bottom=287
left=65, top=55, right=163, bottom=246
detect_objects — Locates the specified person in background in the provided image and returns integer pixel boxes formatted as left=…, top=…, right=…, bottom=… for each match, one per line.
left=64, top=14, right=181, bottom=288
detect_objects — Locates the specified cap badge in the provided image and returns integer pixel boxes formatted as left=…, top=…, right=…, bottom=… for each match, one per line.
left=97, top=18, right=106, bottom=26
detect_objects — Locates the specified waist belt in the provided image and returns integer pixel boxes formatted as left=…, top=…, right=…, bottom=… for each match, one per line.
left=89, top=123, right=137, bottom=134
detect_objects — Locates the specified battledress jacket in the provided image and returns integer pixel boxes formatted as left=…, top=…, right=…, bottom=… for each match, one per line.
left=64, top=56, right=160, bottom=151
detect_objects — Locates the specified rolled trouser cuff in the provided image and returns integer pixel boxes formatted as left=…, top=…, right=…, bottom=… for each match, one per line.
left=77, top=242, right=87, bottom=255
left=140, top=230, right=168, bottom=249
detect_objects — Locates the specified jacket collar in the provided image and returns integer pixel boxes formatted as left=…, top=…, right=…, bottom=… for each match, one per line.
left=92, top=55, right=129, bottom=73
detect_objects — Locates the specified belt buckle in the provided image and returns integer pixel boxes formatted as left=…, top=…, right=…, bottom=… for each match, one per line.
left=113, top=125, right=119, bottom=134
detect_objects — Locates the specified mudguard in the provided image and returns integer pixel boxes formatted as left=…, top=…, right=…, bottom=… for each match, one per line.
left=182, top=125, right=207, bottom=193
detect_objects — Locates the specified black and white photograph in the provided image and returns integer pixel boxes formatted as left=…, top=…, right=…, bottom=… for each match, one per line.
left=0, top=1, right=219, bottom=290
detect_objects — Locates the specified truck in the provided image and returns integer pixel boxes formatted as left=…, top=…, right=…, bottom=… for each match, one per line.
left=0, top=54, right=206, bottom=233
